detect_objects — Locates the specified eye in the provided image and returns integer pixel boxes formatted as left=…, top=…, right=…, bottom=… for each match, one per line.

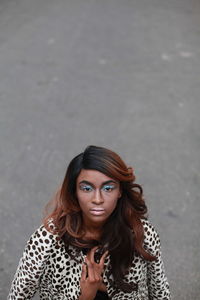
left=102, top=185, right=115, bottom=192
left=80, top=185, right=93, bottom=192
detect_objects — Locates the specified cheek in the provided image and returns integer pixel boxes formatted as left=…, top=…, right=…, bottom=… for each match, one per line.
left=76, top=191, right=83, bottom=206
left=76, top=191, right=91, bottom=207
left=77, top=198, right=87, bottom=213
left=106, top=196, right=118, bottom=211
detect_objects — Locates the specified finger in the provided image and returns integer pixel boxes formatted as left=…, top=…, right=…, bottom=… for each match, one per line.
left=80, top=263, right=87, bottom=281
left=85, top=257, right=95, bottom=280
left=99, top=250, right=109, bottom=267
left=91, top=264, right=102, bottom=283
left=87, top=246, right=99, bottom=264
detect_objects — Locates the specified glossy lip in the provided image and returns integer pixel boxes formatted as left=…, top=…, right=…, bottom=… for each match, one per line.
left=90, top=208, right=105, bottom=216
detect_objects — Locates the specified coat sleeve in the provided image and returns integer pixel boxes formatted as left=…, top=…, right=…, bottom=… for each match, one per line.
left=142, top=220, right=171, bottom=300
left=7, top=224, right=57, bottom=300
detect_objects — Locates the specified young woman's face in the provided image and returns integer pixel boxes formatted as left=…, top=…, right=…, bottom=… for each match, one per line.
left=76, top=169, right=121, bottom=227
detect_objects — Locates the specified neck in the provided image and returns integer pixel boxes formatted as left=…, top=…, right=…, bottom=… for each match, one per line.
left=82, top=219, right=103, bottom=240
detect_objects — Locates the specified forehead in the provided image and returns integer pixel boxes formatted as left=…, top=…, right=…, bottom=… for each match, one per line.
left=77, top=169, right=116, bottom=184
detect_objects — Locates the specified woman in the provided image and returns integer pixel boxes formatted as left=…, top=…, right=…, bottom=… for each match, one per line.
left=8, top=145, right=171, bottom=300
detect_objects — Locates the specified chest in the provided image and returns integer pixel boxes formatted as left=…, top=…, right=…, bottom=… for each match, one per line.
left=41, top=243, right=148, bottom=299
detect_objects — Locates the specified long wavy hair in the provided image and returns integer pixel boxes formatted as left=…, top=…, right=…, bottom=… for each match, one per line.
left=43, top=145, right=156, bottom=292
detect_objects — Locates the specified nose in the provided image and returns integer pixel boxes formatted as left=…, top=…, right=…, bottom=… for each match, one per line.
left=92, top=189, right=104, bottom=204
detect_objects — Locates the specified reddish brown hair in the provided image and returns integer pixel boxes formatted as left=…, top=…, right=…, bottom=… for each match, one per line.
left=43, top=145, right=155, bottom=292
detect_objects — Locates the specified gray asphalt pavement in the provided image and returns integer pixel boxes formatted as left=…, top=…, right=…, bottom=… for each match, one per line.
left=0, top=0, right=200, bottom=299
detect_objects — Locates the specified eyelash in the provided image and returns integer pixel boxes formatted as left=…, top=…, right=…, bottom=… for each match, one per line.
left=80, top=186, right=93, bottom=192
left=103, top=185, right=115, bottom=192
left=80, top=185, right=115, bottom=192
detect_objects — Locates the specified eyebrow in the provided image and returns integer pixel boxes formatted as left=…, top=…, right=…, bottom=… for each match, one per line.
left=78, top=180, right=118, bottom=187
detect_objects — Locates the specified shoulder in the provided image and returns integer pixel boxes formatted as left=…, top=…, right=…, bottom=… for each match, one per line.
left=141, top=218, right=161, bottom=256
left=27, top=220, right=59, bottom=250
left=141, top=218, right=159, bottom=237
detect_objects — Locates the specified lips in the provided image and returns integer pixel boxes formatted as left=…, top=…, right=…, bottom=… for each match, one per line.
left=90, top=208, right=105, bottom=216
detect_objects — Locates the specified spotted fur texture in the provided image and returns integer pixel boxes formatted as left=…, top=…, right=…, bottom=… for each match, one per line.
left=8, top=220, right=170, bottom=300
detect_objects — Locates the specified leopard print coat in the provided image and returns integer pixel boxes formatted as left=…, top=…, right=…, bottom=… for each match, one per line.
left=7, top=219, right=171, bottom=300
